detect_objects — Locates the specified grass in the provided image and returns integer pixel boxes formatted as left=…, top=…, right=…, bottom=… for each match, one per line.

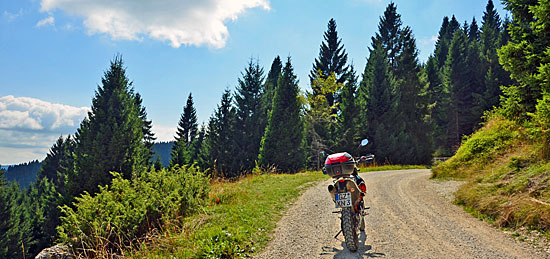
left=129, top=165, right=424, bottom=258
left=130, top=171, right=329, bottom=258
left=432, top=116, right=550, bottom=235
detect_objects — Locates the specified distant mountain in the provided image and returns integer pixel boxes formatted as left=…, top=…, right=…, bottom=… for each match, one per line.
left=152, top=141, right=174, bottom=167
left=5, top=160, right=42, bottom=189
left=1, top=165, right=8, bottom=171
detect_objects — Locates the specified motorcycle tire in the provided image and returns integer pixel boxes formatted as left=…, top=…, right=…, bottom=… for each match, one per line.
left=341, top=208, right=358, bottom=252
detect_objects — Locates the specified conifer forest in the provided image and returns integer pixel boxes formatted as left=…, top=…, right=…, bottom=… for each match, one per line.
left=2, top=0, right=550, bottom=257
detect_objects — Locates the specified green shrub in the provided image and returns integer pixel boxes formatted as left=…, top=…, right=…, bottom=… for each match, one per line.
left=57, top=165, right=210, bottom=257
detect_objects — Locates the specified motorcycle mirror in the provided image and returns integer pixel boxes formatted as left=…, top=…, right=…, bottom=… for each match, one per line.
left=360, top=139, right=369, bottom=147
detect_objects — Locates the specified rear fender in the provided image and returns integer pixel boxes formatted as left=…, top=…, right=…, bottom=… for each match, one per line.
left=330, top=178, right=361, bottom=210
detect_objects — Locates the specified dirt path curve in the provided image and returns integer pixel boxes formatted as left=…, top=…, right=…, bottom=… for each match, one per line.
left=254, top=169, right=548, bottom=258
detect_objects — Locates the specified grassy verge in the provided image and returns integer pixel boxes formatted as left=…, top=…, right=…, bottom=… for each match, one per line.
left=432, top=116, right=550, bottom=234
left=131, top=171, right=329, bottom=258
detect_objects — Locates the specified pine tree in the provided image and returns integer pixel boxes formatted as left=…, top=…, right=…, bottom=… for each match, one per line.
left=359, top=43, right=397, bottom=163
left=260, top=56, right=282, bottom=131
left=259, top=57, right=305, bottom=172
left=37, top=135, right=75, bottom=197
left=336, top=64, right=359, bottom=153
left=234, top=59, right=265, bottom=173
left=171, top=93, right=198, bottom=167
left=70, top=56, right=152, bottom=197
left=393, top=27, right=433, bottom=164
left=310, top=18, right=349, bottom=85
left=371, top=3, right=403, bottom=68
left=444, top=29, right=474, bottom=149
left=310, top=18, right=349, bottom=111
left=207, top=89, right=238, bottom=177
left=135, top=93, right=156, bottom=163
left=0, top=168, right=10, bottom=258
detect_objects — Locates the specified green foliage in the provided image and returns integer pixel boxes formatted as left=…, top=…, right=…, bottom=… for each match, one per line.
left=433, top=115, right=550, bottom=232
left=171, top=93, right=199, bottom=167
left=58, top=166, right=210, bottom=257
left=310, top=18, right=349, bottom=87
left=4, top=160, right=42, bottom=189
left=203, top=89, right=239, bottom=177
left=433, top=117, right=519, bottom=178
left=499, top=0, right=550, bottom=120
left=260, top=56, right=283, bottom=133
left=71, top=56, right=153, bottom=197
left=336, top=65, right=360, bottom=154
left=259, top=57, right=306, bottom=173
left=234, top=59, right=265, bottom=174
left=359, top=43, right=397, bottom=163
left=133, top=171, right=328, bottom=258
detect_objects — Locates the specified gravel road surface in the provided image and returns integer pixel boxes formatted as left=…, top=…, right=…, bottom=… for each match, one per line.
left=254, top=169, right=548, bottom=258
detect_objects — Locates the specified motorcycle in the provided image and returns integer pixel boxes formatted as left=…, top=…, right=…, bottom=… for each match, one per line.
left=322, top=139, right=369, bottom=252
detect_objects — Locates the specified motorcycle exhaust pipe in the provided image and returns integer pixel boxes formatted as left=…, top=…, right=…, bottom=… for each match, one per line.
left=328, top=184, right=334, bottom=193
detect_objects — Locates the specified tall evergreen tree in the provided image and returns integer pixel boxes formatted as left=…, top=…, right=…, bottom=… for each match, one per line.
left=207, top=89, right=238, bottom=177
left=359, top=43, right=397, bottom=163
left=310, top=18, right=349, bottom=84
left=234, top=59, right=265, bottom=173
left=336, top=64, right=359, bottom=153
left=260, top=56, right=282, bottom=130
left=499, top=0, right=550, bottom=120
left=260, top=57, right=305, bottom=172
left=70, top=56, right=152, bottom=197
left=444, top=29, right=475, bottom=149
left=393, top=27, right=433, bottom=164
left=310, top=18, right=349, bottom=111
left=171, top=93, right=199, bottom=167
left=372, top=3, right=403, bottom=68
left=480, top=0, right=513, bottom=113
left=135, top=93, right=156, bottom=163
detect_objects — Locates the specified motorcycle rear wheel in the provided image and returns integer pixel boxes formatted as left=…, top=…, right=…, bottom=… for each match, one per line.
left=341, top=208, right=358, bottom=252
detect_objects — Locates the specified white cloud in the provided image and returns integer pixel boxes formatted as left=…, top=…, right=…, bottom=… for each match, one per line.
left=39, top=0, right=271, bottom=48
left=152, top=124, right=176, bottom=142
left=0, top=95, right=89, bottom=132
left=36, top=16, right=55, bottom=27
left=3, top=9, right=23, bottom=22
left=0, top=95, right=89, bottom=164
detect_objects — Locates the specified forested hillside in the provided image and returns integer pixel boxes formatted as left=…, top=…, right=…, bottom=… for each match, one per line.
left=4, top=160, right=41, bottom=189
left=0, top=0, right=543, bottom=257
left=433, top=0, right=550, bottom=235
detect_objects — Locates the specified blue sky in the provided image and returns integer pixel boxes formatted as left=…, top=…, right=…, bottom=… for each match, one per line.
left=0, top=0, right=507, bottom=165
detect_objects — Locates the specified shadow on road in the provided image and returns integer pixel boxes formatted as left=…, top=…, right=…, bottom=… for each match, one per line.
left=320, top=232, right=385, bottom=258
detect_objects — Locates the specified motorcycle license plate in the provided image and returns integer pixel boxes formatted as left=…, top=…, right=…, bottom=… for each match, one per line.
left=335, top=192, right=352, bottom=208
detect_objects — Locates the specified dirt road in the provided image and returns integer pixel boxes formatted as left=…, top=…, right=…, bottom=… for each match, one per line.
left=255, top=169, right=547, bottom=258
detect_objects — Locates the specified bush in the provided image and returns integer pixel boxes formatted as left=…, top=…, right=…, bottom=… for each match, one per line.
left=57, top=165, right=210, bottom=257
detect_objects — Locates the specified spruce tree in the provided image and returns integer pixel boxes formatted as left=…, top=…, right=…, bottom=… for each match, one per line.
left=499, top=0, right=550, bottom=120
left=234, top=59, right=265, bottom=173
left=70, top=56, right=152, bottom=197
left=207, top=89, right=238, bottom=177
left=260, top=56, right=282, bottom=130
left=371, top=3, right=403, bottom=68
left=444, top=29, right=474, bottom=149
left=394, top=27, right=433, bottom=164
left=171, top=93, right=198, bottom=167
left=336, top=64, right=359, bottom=153
left=259, top=57, right=305, bottom=172
left=310, top=18, right=349, bottom=85
left=310, top=18, right=349, bottom=112
left=0, top=168, right=10, bottom=258
left=359, top=43, right=397, bottom=163
left=135, top=93, right=156, bottom=163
